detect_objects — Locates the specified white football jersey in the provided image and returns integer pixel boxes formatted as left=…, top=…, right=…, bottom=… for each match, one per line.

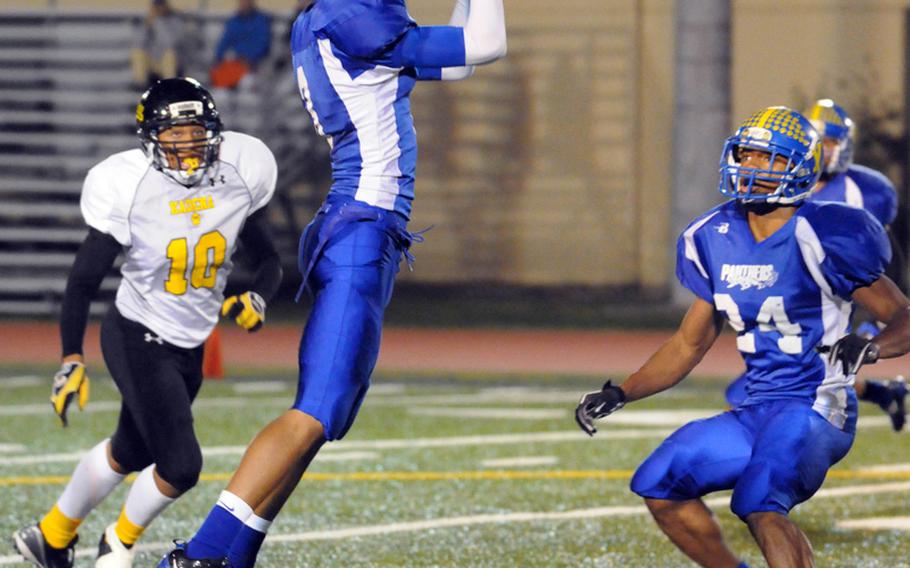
left=80, top=131, right=277, bottom=348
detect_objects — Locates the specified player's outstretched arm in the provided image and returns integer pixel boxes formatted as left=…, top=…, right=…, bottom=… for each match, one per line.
left=53, top=228, right=120, bottom=425
left=575, top=298, right=722, bottom=435
left=392, top=0, right=507, bottom=81
left=618, top=297, right=724, bottom=403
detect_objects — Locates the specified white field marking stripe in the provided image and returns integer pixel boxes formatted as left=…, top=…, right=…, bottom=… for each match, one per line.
left=862, top=462, right=910, bottom=473
left=837, top=517, right=910, bottom=531
left=0, top=396, right=287, bottom=416
left=369, top=383, right=407, bottom=394
left=0, top=444, right=26, bottom=453
left=602, top=410, right=716, bottom=426
left=3, top=479, right=909, bottom=564
left=232, top=381, right=289, bottom=394
left=1, top=375, right=42, bottom=387
left=409, top=407, right=567, bottom=420
left=0, top=449, right=379, bottom=467
left=0, top=430, right=670, bottom=467
left=856, top=416, right=897, bottom=429
left=481, top=456, right=558, bottom=468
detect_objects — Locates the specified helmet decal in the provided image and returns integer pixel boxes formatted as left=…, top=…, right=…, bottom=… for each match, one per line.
left=718, top=106, right=822, bottom=205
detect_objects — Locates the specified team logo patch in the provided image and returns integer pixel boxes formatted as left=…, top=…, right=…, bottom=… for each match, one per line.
left=167, top=100, right=204, bottom=118
left=720, top=263, right=779, bottom=290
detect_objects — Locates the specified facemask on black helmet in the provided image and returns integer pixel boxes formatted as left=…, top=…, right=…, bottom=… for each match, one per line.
left=136, top=77, right=223, bottom=187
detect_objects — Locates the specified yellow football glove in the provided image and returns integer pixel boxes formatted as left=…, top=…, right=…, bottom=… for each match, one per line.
left=51, top=362, right=90, bottom=427
left=222, top=291, right=266, bottom=332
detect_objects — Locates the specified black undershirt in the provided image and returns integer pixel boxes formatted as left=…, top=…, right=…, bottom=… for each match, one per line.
left=60, top=207, right=283, bottom=357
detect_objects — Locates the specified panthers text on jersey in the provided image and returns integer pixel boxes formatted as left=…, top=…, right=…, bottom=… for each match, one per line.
left=811, top=164, right=897, bottom=227
left=678, top=200, right=890, bottom=429
left=80, top=131, right=277, bottom=348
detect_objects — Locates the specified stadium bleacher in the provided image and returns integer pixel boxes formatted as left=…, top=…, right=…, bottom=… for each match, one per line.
left=0, top=9, right=322, bottom=316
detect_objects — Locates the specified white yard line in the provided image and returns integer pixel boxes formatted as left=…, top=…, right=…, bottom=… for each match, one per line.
left=481, top=456, right=559, bottom=468
left=409, top=407, right=567, bottom=420
left=0, top=376, right=42, bottom=388
left=0, top=444, right=25, bottom=453
left=2, top=478, right=907, bottom=564
left=0, top=449, right=379, bottom=466
left=0, top=430, right=670, bottom=467
left=837, top=516, right=910, bottom=531
left=231, top=381, right=289, bottom=394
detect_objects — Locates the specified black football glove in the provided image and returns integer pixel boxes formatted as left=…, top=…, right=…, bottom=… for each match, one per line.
left=575, top=380, right=626, bottom=436
left=822, top=333, right=880, bottom=375
left=222, top=291, right=266, bottom=332
left=51, top=362, right=90, bottom=427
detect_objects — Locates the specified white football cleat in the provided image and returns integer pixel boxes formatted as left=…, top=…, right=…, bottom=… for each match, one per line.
left=94, top=523, right=134, bottom=568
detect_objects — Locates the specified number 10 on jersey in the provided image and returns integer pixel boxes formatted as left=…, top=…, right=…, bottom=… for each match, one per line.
left=165, top=231, right=227, bottom=295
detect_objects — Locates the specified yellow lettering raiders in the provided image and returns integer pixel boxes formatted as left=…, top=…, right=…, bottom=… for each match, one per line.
left=720, top=264, right=779, bottom=291
left=79, top=131, right=277, bottom=348
left=170, top=195, right=216, bottom=216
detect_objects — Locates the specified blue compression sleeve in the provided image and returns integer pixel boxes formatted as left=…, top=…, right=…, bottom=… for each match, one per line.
left=388, top=26, right=466, bottom=69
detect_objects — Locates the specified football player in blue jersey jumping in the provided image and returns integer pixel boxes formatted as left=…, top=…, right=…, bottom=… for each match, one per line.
left=576, top=107, right=910, bottom=568
left=723, top=99, right=908, bottom=431
left=159, top=1, right=507, bottom=566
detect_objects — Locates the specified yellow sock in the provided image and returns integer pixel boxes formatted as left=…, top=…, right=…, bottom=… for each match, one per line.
left=39, top=505, right=81, bottom=549
left=114, top=508, right=144, bottom=547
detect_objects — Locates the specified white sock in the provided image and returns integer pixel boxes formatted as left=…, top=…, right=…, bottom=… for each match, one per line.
left=244, top=513, right=272, bottom=534
left=57, top=439, right=126, bottom=519
left=121, top=465, right=176, bottom=528
left=217, top=490, right=254, bottom=522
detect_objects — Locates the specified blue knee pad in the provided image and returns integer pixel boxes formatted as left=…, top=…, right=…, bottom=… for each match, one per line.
left=728, top=400, right=855, bottom=520
left=631, top=412, right=752, bottom=500
left=292, top=197, right=412, bottom=441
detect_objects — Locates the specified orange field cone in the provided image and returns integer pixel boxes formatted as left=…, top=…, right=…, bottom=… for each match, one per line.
left=203, top=327, right=225, bottom=379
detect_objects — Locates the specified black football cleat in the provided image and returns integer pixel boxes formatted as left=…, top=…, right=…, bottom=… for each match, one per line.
left=12, top=524, right=77, bottom=568
left=157, top=541, right=230, bottom=568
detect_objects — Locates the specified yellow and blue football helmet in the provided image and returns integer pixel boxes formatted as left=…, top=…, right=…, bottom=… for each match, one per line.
left=803, top=98, right=854, bottom=175
left=718, top=106, right=822, bottom=204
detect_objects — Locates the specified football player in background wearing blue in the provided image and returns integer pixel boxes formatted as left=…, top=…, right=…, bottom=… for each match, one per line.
left=576, top=107, right=910, bottom=568
left=160, top=1, right=507, bottom=566
left=724, top=99, right=908, bottom=431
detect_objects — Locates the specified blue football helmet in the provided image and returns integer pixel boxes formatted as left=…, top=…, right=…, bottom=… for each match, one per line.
left=718, top=106, right=822, bottom=204
left=803, top=98, right=854, bottom=175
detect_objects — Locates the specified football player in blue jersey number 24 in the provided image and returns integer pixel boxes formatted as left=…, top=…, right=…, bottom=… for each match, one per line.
left=723, top=99, right=909, bottom=431
left=160, top=1, right=507, bottom=567
left=576, top=107, right=910, bottom=568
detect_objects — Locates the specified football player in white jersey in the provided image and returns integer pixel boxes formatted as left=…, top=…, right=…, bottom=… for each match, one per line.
left=12, top=78, right=282, bottom=568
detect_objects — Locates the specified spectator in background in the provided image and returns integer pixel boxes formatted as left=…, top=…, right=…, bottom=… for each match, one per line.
left=210, top=0, right=272, bottom=89
left=131, top=0, right=185, bottom=89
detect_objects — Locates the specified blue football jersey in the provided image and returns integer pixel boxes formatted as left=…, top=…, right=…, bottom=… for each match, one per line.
left=677, top=200, right=890, bottom=427
left=290, top=0, right=464, bottom=219
left=811, top=164, right=897, bottom=227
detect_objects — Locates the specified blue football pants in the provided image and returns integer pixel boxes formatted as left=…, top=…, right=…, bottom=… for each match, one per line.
left=292, top=197, right=410, bottom=440
left=630, top=398, right=855, bottom=520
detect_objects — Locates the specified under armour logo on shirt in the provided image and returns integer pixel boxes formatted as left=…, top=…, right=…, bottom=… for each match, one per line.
left=144, top=332, right=164, bottom=345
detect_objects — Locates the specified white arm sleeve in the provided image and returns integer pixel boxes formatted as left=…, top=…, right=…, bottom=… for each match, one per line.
left=441, top=0, right=475, bottom=80
left=462, top=0, right=507, bottom=65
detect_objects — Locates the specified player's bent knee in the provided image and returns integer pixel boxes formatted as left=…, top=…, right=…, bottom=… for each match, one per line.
left=156, top=447, right=203, bottom=494
left=110, top=438, right=152, bottom=474
left=631, top=443, right=693, bottom=500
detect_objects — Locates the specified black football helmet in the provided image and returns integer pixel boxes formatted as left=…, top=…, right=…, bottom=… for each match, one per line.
left=136, top=77, right=223, bottom=187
